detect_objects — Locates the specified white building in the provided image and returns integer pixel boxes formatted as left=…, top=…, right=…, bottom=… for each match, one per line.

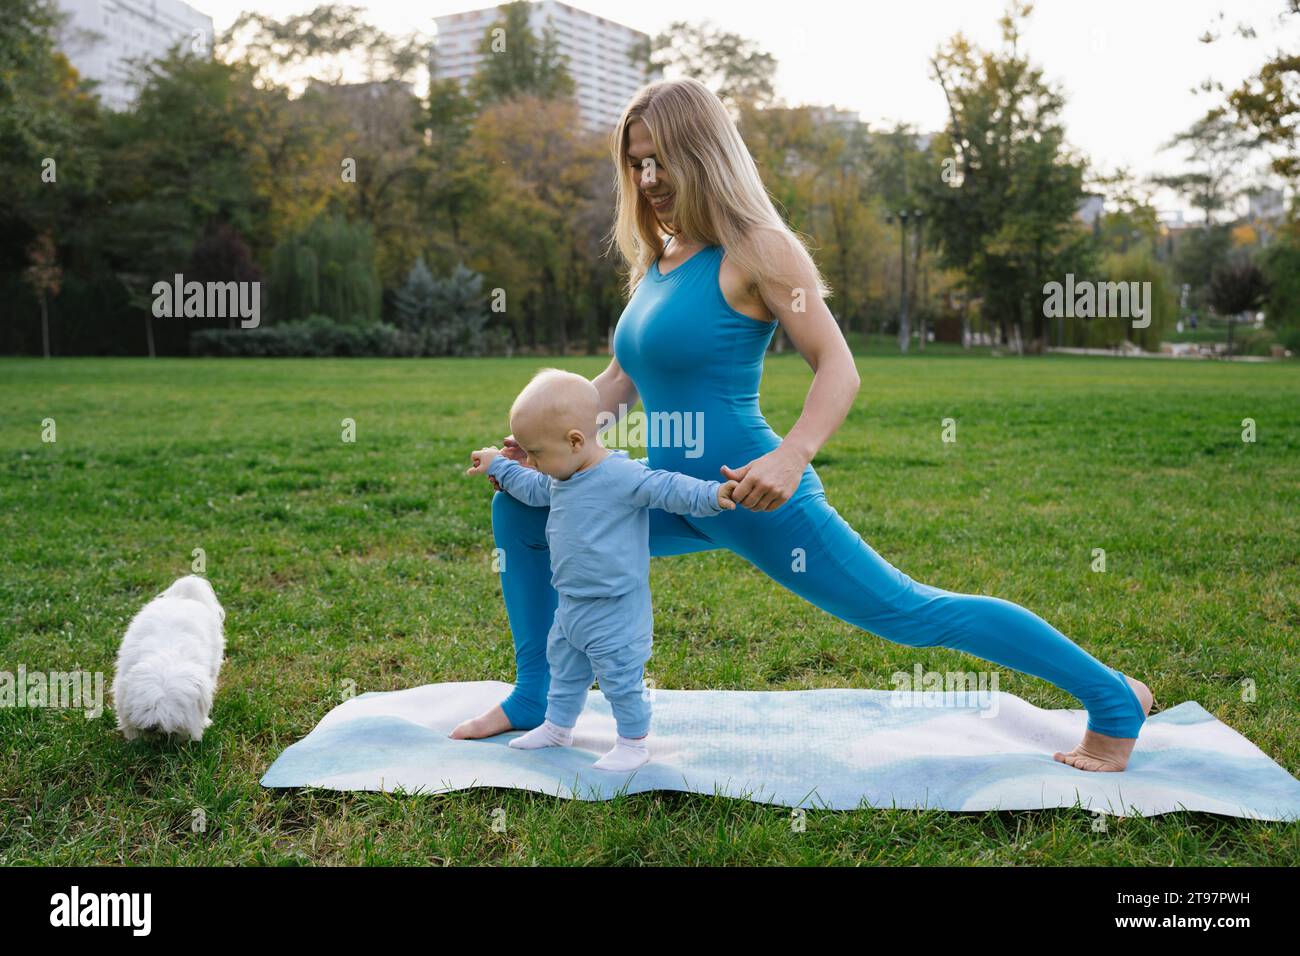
left=431, top=0, right=658, bottom=136
left=55, top=0, right=214, bottom=111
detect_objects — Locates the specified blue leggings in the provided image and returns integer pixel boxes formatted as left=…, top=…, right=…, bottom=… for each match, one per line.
left=490, top=485, right=1147, bottom=738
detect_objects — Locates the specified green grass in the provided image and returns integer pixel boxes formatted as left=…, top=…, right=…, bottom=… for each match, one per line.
left=1, top=353, right=1297, bottom=865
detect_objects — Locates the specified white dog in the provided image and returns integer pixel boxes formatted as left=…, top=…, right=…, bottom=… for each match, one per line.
left=112, top=575, right=226, bottom=742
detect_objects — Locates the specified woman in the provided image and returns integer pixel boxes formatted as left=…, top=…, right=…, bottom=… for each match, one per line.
left=455, top=77, right=1153, bottom=772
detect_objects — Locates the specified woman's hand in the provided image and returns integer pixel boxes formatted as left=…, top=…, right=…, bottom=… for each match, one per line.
left=720, top=445, right=806, bottom=511
left=500, top=434, right=530, bottom=465
left=485, top=435, right=533, bottom=492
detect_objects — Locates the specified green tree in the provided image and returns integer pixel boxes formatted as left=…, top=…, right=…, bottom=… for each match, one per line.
left=1208, top=258, right=1268, bottom=355
left=1173, top=224, right=1233, bottom=312
left=468, top=1, right=576, bottom=107
left=469, top=94, right=607, bottom=353
left=1259, top=222, right=1300, bottom=334
left=220, top=3, right=426, bottom=87
left=220, top=4, right=431, bottom=283
left=641, top=20, right=778, bottom=112
left=425, top=263, right=491, bottom=357
left=1, top=0, right=102, bottom=347
left=393, top=256, right=436, bottom=330
left=269, top=214, right=380, bottom=323
left=920, top=2, right=1091, bottom=352
left=422, top=78, right=489, bottom=252
left=1092, top=168, right=1162, bottom=255
left=1224, top=1, right=1300, bottom=181
left=1153, top=110, right=1257, bottom=226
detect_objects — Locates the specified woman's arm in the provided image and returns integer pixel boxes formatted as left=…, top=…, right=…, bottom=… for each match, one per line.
left=722, top=235, right=861, bottom=511
left=591, top=355, right=640, bottom=421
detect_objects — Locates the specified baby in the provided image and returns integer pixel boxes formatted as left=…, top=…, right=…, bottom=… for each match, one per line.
left=465, top=367, right=739, bottom=771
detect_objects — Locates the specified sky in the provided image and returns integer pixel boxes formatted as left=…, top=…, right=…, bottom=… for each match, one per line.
left=197, top=0, right=1299, bottom=213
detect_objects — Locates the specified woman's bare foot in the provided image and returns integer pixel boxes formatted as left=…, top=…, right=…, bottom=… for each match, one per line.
left=450, top=705, right=513, bottom=740
left=1053, top=676, right=1154, bottom=772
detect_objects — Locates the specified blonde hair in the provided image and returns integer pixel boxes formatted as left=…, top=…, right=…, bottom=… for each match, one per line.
left=606, top=76, right=832, bottom=302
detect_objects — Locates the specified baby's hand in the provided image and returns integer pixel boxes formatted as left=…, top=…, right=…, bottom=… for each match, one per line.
left=717, top=479, right=740, bottom=510
left=465, top=446, right=502, bottom=477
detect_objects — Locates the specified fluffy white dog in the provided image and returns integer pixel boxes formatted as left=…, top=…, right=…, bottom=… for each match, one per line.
left=112, top=575, right=226, bottom=742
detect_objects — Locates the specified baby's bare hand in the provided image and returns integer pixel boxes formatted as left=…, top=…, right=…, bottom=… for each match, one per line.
left=717, top=479, right=740, bottom=510
left=465, top=446, right=502, bottom=477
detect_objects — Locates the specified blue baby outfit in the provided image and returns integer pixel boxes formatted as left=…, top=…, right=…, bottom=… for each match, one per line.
left=487, top=449, right=724, bottom=736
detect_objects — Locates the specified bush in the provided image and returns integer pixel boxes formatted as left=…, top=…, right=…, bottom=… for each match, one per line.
left=1275, top=324, right=1300, bottom=355
left=1260, top=229, right=1300, bottom=327
left=1061, top=248, right=1177, bottom=350
left=190, top=315, right=409, bottom=357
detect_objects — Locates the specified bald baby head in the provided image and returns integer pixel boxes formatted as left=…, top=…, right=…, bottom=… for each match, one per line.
left=508, top=368, right=604, bottom=478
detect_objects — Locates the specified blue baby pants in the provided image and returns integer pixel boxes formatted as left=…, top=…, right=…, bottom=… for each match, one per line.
left=544, top=584, right=654, bottom=739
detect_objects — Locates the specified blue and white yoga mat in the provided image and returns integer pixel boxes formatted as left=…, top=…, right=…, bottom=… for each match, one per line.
left=260, top=680, right=1300, bottom=820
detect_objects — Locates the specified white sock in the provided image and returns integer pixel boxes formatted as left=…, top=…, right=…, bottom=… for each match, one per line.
left=593, top=735, right=649, bottom=771
left=508, top=719, right=573, bottom=750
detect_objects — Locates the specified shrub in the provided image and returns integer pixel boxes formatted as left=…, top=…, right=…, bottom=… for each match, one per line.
left=190, top=315, right=408, bottom=357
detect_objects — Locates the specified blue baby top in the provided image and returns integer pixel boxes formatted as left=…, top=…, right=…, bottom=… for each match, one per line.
left=487, top=449, right=724, bottom=598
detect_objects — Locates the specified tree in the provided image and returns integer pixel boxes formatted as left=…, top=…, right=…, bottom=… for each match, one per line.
left=1259, top=221, right=1300, bottom=332
left=188, top=221, right=264, bottom=330
left=811, top=118, right=880, bottom=337
left=468, top=1, right=576, bottom=107
left=640, top=20, right=778, bottom=113
left=1208, top=259, right=1268, bottom=355
left=220, top=4, right=432, bottom=283
left=423, top=78, right=486, bottom=252
left=220, top=3, right=426, bottom=90
left=268, top=214, right=380, bottom=323
left=1, top=0, right=102, bottom=352
left=300, top=78, right=428, bottom=283
left=469, top=94, right=607, bottom=353
left=426, top=263, right=491, bottom=357
left=920, top=2, right=1091, bottom=352
left=393, top=257, right=436, bottom=330
left=869, top=123, right=937, bottom=350
left=1091, top=167, right=1162, bottom=255
left=22, top=230, right=62, bottom=358
left=1173, top=224, right=1233, bottom=312
left=1153, top=111, right=1257, bottom=226
left=1224, top=1, right=1300, bottom=181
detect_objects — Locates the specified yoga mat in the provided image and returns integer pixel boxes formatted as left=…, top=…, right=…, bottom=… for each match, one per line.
left=260, top=680, right=1300, bottom=820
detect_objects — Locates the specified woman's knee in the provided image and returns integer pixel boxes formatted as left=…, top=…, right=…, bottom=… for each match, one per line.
left=491, top=487, right=548, bottom=545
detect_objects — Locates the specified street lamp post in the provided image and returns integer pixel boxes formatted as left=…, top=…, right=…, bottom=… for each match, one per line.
left=886, top=209, right=923, bottom=353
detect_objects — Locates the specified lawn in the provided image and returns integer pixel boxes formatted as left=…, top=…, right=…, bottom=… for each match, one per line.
left=1, top=353, right=1297, bottom=865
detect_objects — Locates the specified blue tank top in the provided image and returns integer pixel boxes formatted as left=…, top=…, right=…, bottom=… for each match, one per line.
left=612, top=237, right=824, bottom=499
